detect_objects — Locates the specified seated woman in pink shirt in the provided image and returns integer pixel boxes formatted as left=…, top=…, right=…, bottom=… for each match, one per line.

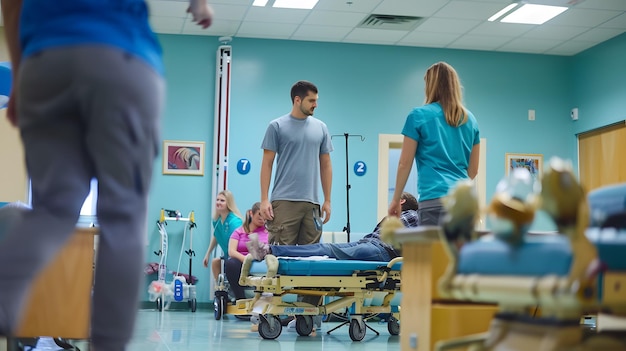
left=224, top=202, right=269, bottom=300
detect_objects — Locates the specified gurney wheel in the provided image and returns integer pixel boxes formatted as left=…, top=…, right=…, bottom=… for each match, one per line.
left=189, top=298, right=197, bottom=312
left=349, top=318, right=366, bottom=341
left=53, top=338, right=80, bottom=350
left=258, top=315, right=282, bottom=340
left=6, top=337, right=38, bottom=351
left=387, top=316, right=400, bottom=336
left=295, top=315, right=314, bottom=336
left=214, top=295, right=226, bottom=320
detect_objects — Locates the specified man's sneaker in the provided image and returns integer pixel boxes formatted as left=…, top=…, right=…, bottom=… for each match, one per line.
left=246, top=233, right=270, bottom=261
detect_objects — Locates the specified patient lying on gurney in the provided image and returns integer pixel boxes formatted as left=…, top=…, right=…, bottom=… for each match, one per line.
left=246, top=192, right=418, bottom=262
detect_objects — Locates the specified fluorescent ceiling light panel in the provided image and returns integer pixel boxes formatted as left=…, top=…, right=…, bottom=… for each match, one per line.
left=273, top=0, right=319, bottom=10
left=488, top=3, right=518, bottom=22
left=252, top=0, right=269, bottom=6
left=500, top=4, right=567, bottom=25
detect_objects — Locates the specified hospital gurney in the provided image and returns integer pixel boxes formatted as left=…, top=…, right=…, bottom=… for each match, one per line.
left=391, top=158, right=626, bottom=351
left=214, top=255, right=402, bottom=341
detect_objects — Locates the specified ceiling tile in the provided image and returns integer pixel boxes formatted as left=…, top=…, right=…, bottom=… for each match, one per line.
left=496, top=38, right=562, bottom=54
left=433, top=0, right=509, bottom=20
left=237, top=21, right=299, bottom=39
left=315, top=0, right=382, bottom=13
left=291, top=25, right=353, bottom=41
left=448, top=34, right=513, bottom=50
left=210, top=0, right=251, bottom=4
left=150, top=16, right=185, bottom=33
left=244, top=7, right=310, bottom=24
left=573, top=27, right=625, bottom=42
left=522, top=25, right=590, bottom=41
left=181, top=19, right=241, bottom=36
left=344, top=28, right=408, bottom=43
left=599, top=12, right=626, bottom=29
left=209, top=4, right=249, bottom=21
left=304, top=10, right=368, bottom=27
left=148, top=0, right=188, bottom=18
left=468, top=22, right=534, bottom=37
left=398, top=32, right=462, bottom=47
left=416, top=18, right=482, bottom=34
left=576, top=0, right=626, bottom=11
left=373, top=0, right=447, bottom=17
left=548, top=8, right=623, bottom=27
left=544, top=40, right=599, bottom=55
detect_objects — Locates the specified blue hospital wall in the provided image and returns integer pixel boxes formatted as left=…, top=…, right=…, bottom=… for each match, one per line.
left=148, top=34, right=581, bottom=303
left=226, top=38, right=572, bottom=232
left=144, top=35, right=217, bottom=304
left=570, top=32, right=626, bottom=135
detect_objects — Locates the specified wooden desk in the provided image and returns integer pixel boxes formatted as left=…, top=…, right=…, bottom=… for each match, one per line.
left=16, top=228, right=96, bottom=339
left=397, top=227, right=497, bottom=351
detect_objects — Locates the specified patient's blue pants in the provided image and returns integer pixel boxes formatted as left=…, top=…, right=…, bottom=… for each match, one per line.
left=270, top=238, right=392, bottom=261
left=0, top=46, right=163, bottom=351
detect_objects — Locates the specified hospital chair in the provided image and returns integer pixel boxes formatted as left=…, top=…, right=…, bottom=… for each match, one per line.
left=403, top=158, right=626, bottom=351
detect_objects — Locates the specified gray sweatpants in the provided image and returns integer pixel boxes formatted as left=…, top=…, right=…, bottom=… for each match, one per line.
left=0, top=46, right=164, bottom=351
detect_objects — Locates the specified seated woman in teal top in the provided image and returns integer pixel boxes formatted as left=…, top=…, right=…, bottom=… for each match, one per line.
left=388, top=62, right=480, bottom=225
left=203, top=190, right=243, bottom=282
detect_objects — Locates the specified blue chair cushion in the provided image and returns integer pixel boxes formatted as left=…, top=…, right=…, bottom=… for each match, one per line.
left=588, top=183, right=626, bottom=227
left=458, top=234, right=573, bottom=276
left=586, top=228, right=626, bottom=271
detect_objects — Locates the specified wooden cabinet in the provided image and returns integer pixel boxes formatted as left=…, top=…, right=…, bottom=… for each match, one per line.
left=17, top=228, right=96, bottom=338
left=401, top=240, right=498, bottom=351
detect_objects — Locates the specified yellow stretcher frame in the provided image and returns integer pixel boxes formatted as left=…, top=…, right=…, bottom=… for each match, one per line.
left=216, top=256, right=403, bottom=341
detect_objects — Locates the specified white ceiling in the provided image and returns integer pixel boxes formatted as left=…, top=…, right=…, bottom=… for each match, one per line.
left=148, top=0, right=626, bottom=55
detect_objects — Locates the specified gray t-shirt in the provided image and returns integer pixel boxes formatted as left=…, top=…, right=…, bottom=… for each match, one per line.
left=261, top=114, right=333, bottom=205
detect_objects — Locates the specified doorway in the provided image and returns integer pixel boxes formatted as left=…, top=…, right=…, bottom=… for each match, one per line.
left=377, top=134, right=487, bottom=229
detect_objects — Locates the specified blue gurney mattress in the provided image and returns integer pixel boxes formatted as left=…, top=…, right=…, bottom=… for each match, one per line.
left=250, top=258, right=402, bottom=276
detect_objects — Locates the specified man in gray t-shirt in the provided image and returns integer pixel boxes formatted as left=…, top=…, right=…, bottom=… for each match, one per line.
left=260, top=80, right=333, bottom=245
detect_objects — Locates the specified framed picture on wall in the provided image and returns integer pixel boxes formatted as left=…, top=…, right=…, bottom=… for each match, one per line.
left=505, top=153, right=543, bottom=180
left=162, top=140, right=205, bottom=176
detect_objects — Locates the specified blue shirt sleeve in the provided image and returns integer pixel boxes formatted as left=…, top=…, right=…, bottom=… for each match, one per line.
left=401, top=108, right=421, bottom=142
left=226, top=215, right=243, bottom=236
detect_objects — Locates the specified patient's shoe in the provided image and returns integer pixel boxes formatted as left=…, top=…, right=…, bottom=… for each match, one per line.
left=239, top=254, right=254, bottom=286
left=246, top=233, right=270, bottom=261
left=265, top=254, right=279, bottom=277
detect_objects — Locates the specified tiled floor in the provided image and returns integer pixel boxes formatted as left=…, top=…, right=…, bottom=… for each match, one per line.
left=30, top=310, right=401, bottom=351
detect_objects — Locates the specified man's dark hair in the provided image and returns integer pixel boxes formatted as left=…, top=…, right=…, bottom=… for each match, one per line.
left=291, top=80, right=318, bottom=104
left=401, top=192, right=418, bottom=211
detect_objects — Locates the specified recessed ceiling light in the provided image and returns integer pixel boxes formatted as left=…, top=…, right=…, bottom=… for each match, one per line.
left=500, top=4, right=568, bottom=25
left=488, top=3, right=519, bottom=22
left=273, top=0, right=319, bottom=10
left=252, top=0, right=269, bottom=6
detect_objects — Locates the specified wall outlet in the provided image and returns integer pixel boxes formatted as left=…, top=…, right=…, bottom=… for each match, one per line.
left=571, top=108, right=579, bottom=121
left=528, top=109, right=535, bottom=121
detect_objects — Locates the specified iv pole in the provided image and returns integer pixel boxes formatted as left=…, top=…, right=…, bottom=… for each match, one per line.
left=331, top=133, right=365, bottom=242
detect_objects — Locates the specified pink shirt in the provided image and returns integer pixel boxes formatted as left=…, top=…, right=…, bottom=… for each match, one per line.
left=230, top=226, right=269, bottom=255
